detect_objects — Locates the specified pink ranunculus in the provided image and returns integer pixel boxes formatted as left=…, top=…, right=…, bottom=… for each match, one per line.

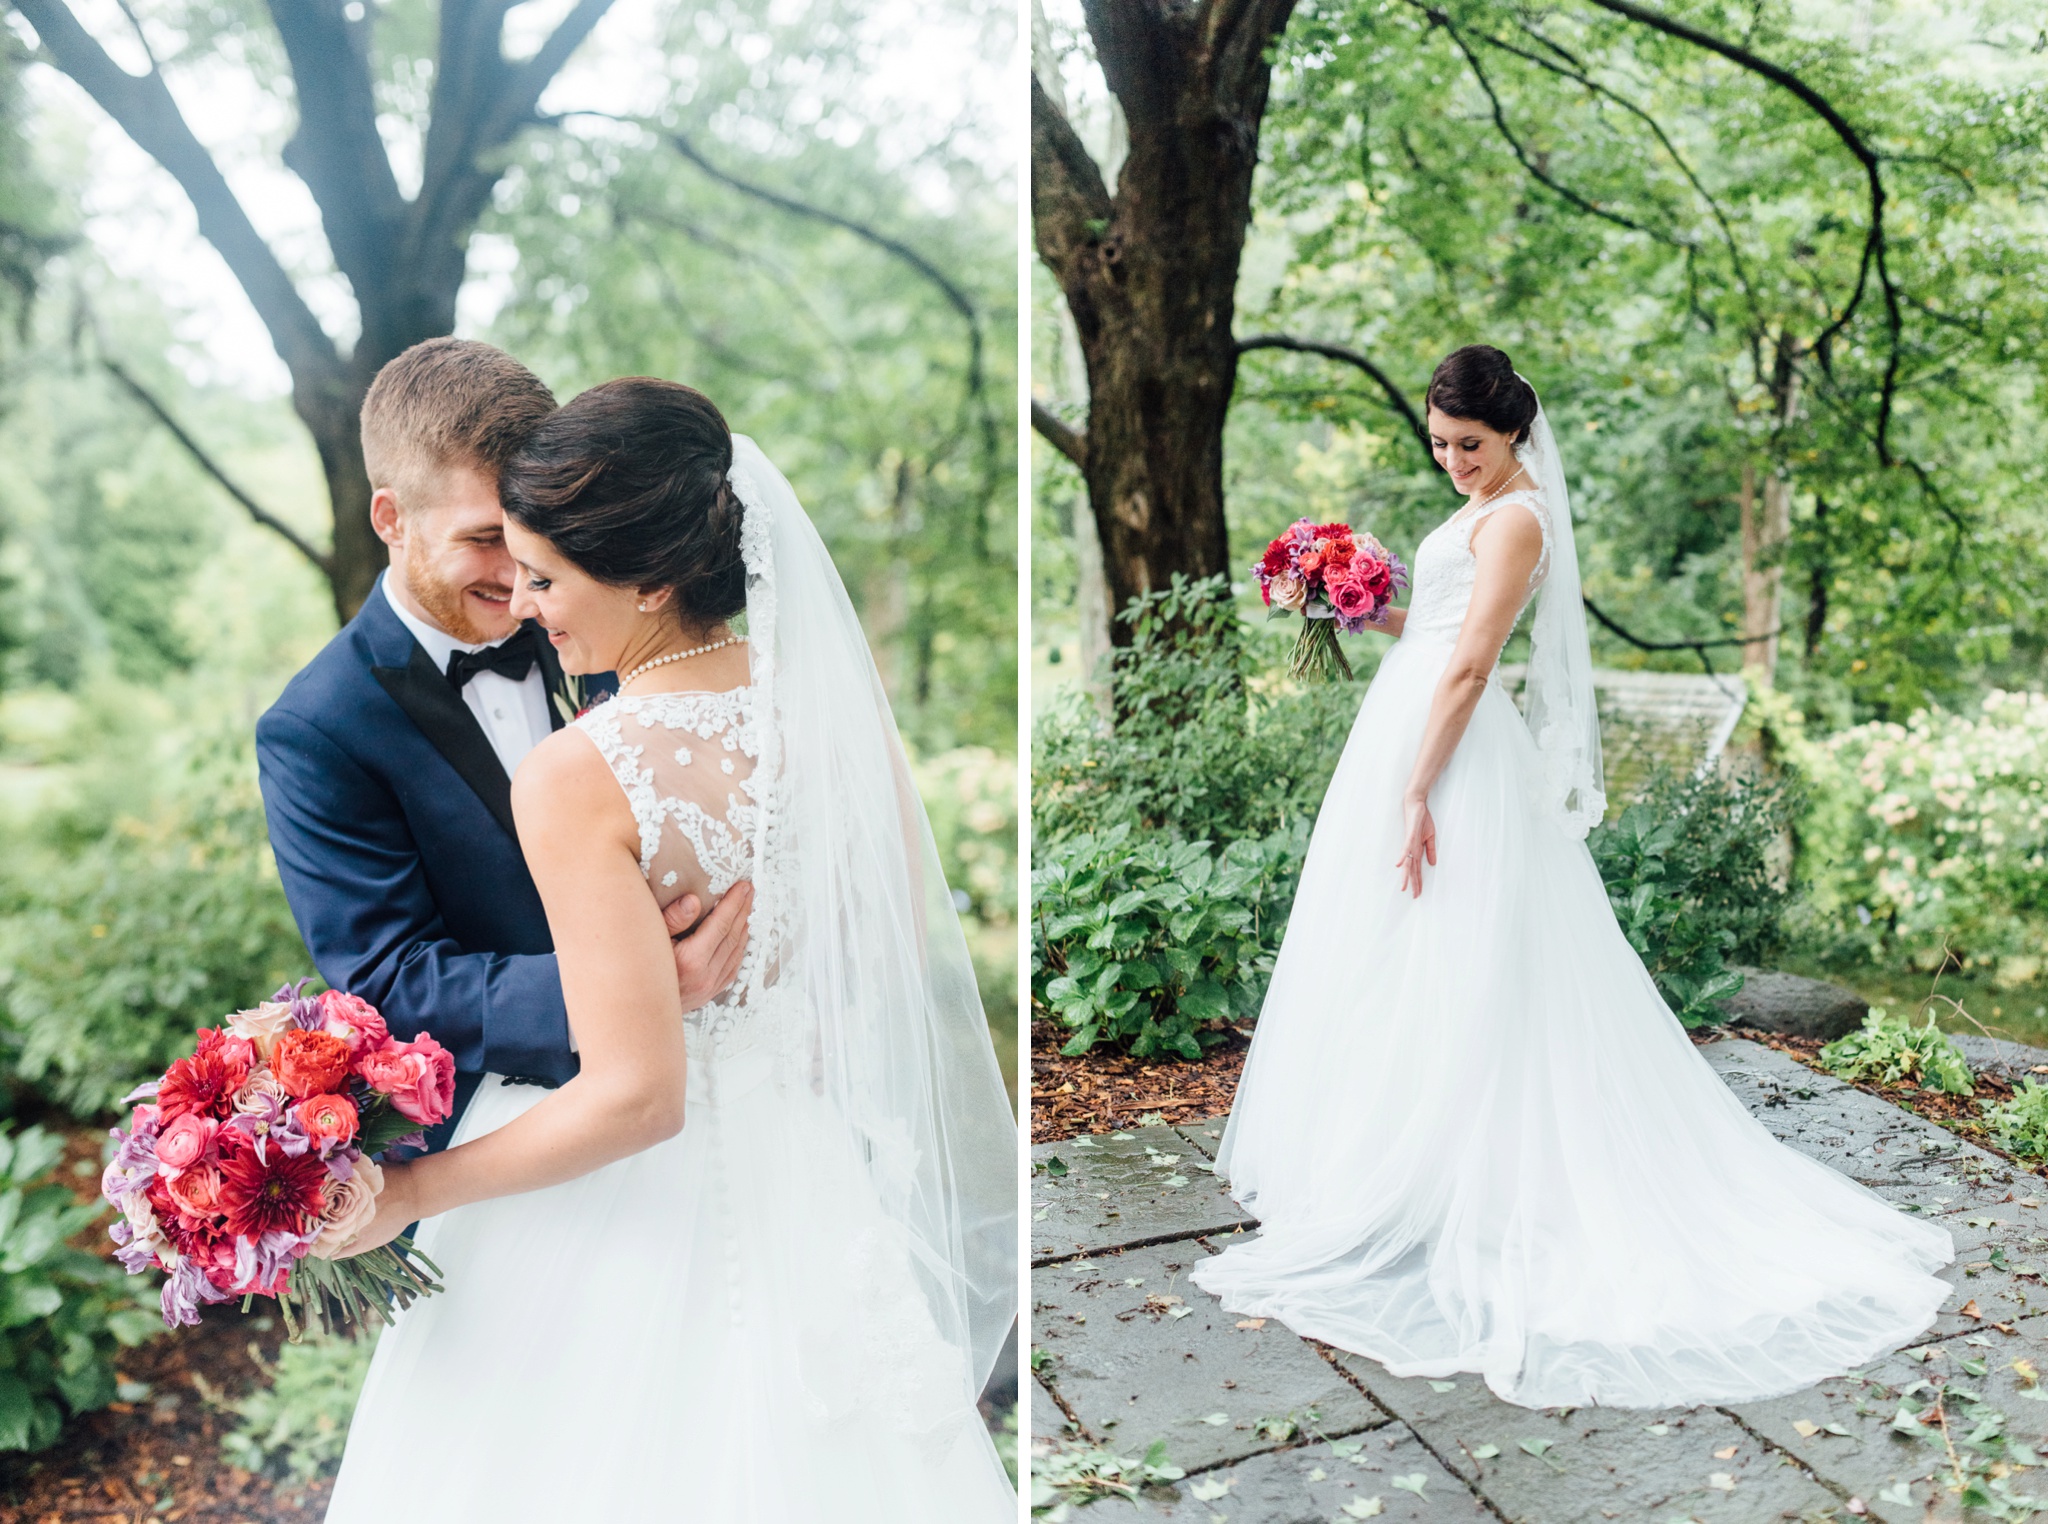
left=358, top=1035, right=456, bottom=1126
left=154, top=1113, right=220, bottom=1178
left=228, top=1001, right=296, bottom=1059
left=307, top=1156, right=384, bottom=1260
left=1269, top=570, right=1309, bottom=614
left=1329, top=575, right=1374, bottom=624
left=318, top=990, right=389, bottom=1054
left=296, top=1092, right=359, bottom=1150
left=164, top=1164, right=226, bottom=1221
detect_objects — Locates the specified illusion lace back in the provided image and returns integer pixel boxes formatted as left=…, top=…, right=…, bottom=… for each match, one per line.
left=1189, top=495, right=1954, bottom=1410
left=321, top=686, right=1012, bottom=1521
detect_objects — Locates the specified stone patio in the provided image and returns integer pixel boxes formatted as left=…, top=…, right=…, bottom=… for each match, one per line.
left=1031, top=1038, right=2048, bottom=1522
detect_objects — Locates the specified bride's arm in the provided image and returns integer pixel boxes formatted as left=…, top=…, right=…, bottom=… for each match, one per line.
left=1375, top=607, right=1407, bottom=638
left=1395, top=507, right=1545, bottom=897
left=340, top=731, right=692, bottom=1251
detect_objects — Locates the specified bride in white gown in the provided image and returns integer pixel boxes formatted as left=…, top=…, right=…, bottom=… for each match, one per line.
left=323, top=381, right=1015, bottom=1518
left=1189, top=345, right=1953, bottom=1410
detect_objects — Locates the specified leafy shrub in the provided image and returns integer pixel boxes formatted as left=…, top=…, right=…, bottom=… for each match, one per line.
left=0, top=1123, right=160, bottom=1451
left=1032, top=822, right=1305, bottom=1059
left=0, top=776, right=308, bottom=1115
left=1819, top=1008, right=1975, bottom=1095
left=211, top=1326, right=374, bottom=1483
left=1984, top=1079, right=2048, bottom=1160
left=1033, top=575, right=1359, bottom=850
left=1795, top=691, right=2048, bottom=979
left=1587, top=764, right=1800, bottom=1026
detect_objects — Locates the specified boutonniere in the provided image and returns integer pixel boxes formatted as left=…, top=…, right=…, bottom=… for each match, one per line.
left=551, top=673, right=596, bottom=725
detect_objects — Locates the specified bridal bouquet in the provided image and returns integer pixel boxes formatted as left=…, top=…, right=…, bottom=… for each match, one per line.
left=1254, top=518, right=1408, bottom=682
left=100, top=982, right=453, bottom=1338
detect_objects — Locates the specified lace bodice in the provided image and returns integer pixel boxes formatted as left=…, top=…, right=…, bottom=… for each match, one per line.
left=1401, top=489, right=1553, bottom=645
left=574, top=687, right=779, bottom=1046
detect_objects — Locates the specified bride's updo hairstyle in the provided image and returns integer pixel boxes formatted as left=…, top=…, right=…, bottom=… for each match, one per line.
left=500, top=377, right=747, bottom=626
left=1425, top=345, right=1539, bottom=446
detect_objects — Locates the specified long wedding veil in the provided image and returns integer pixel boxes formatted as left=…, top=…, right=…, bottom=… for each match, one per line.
left=1515, top=391, right=1606, bottom=837
left=728, top=434, right=1018, bottom=1398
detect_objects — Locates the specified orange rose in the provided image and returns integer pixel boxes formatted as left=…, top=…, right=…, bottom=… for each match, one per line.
left=272, top=1029, right=352, bottom=1099
left=296, top=1092, right=359, bottom=1149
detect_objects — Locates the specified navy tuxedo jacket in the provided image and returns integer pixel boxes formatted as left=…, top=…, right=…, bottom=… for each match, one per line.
left=255, top=575, right=612, bottom=1151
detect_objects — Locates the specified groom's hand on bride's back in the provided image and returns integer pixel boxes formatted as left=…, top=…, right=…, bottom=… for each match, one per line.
left=661, top=881, right=754, bottom=1012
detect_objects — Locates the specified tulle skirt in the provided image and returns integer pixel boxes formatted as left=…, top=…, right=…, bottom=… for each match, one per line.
left=325, top=1049, right=1013, bottom=1521
left=1189, top=633, right=1953, bottom=1410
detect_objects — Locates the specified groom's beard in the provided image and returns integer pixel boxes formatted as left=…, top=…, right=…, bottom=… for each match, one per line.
left=403, top=541, right=516, bottom=646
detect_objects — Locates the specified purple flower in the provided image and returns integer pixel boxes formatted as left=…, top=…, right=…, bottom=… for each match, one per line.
left=120, top=1079, right=161, bottom=1105
left=160, top=1258, right=231, bottom=1328
left=274, top=977, right=325, bottom=1032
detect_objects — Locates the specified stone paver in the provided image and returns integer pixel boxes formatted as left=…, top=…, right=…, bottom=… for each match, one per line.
left=1035, top=1240, right=1383, bottom=1472
left=1034, top=1125, right=1253, bottom=1263
left=1031, top=1039, right=2048, bottom=1521
left=1079, top=1430, right=1492, bottom=1522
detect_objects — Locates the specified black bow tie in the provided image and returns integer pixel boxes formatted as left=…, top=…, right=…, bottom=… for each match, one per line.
left=445, top=629, right=538, bottom=689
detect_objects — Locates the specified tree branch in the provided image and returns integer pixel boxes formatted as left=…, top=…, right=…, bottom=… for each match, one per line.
left=1235, top=334, right=1432, bottom=467
left=102, top=357, right=333, bottom=578
left=1583, top=0, right=1903, bottom=464
left=1582, top=593, right=1778, bottom=677
left=12, top=0, right=339, bottom=384
left=265, top=0, right=407, bottom=300
left=1425, top=6, right=1685, bottom=248
left=1032, top=399, right=1087, bottom=467
left=1030, top=72, right=1115, bottom=264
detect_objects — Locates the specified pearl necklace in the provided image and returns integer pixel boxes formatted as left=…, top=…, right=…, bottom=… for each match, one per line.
left=617, top=636, right=741, bottom=689
left=1456, top=465, right=1532, bottom=524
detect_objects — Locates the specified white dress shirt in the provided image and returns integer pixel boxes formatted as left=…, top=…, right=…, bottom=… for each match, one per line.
left=382, top=576, right=555, bottom=779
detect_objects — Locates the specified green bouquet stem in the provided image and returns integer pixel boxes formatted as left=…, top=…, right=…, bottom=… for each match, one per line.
left=256, top=1234, right=445, bottom=1342
left=1289, top=612, right=1353, bottom=684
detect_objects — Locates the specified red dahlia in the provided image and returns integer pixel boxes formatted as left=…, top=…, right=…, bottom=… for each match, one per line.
left=218, top=1144, right=328, bottom=1239
left=158, top=1043, right=249, bottom=1122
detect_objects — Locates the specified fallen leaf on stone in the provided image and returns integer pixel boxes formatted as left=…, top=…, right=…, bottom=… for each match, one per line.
left=1470, top=1444, right=1500, bottom=1460
left=1965, top=1334, right=1994, bottom=1346
left=1961, top=1299, right=1984, bottom=1320
left=1643, top=1424, right=1670, bottom=1436
left=1964, top=1358, right=1989, bottom=1377
left=1201, top=1413, right=1230, bottom=1426
left=1125, top=1277, right=1145, bottom=1287
left=1714, top=1445, right=1737, bottom=1459
left=1168, top=1306, right=1193, bottom=1319
left=1307, top=1467, right=1327, bottom=1482
left=1792, top=1420, right=1820, bottom=1437
left=1824, top=1423, right=1852, bottom=1437
left=2014, top=1358, right=2040, bottom=1387
left=1519, top=1438, right=1552, bottom=1458
left=1033, top=1207, right=1048, bottom=1221
left=1235, top=1319, right=1266, bottom=1331
left=1044, top=1156, right=1068, bottom=1177
left=1429, top=1380, right=1457, bottom=1392
left=1164, top=1175, right=1189, bottom=1188
left=1877, top=1481, right=1913, bottom=1506
left=1708, top=1472, right=1736, bottom=1491
left=1188, top=1477, right=1234, bottom=1501
left=1340, top=1501, right=1382, bottom=1520
left=1391, top=1474, right=1427, bottom=1496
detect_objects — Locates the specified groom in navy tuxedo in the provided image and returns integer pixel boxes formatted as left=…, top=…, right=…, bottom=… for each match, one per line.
left=256, top=339, right=750, bottom=1151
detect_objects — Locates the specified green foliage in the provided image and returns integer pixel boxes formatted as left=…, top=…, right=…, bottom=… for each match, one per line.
left=1032, top=823, right=1303, bottom=1060
left=0, top=1123, right=160, bottom=1452
left=0, top=756, right=308, bottom=1116
left=1819, top=1008, right=1975, bottom=1096
left=1031, top=1436, right=1186, bottom=1513
left=1985, top=1079, right=2048, bottom=1162
left=1034, top=575, right=1360, bottom=849
left=213, top=1327, right=375, bottom=1484
left=1794, top=692, right=2048, bottom=981
left=1587, top=764, right=1800, bottom=1027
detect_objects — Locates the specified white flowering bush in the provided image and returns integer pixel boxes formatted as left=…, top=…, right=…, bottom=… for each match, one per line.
left=1799, top=691, right=2048, bottom=979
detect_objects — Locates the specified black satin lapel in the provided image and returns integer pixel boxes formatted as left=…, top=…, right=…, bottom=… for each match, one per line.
left=373, top=644, right=517, bottom=837
left=531, top=622, right=571, bottom=732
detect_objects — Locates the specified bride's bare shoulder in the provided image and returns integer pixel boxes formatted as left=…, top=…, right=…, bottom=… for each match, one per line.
left=509, top=720, right=633, bottom=842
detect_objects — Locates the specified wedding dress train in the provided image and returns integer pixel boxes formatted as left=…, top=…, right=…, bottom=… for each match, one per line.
left=1190, top=484, right=1954, bottom=1411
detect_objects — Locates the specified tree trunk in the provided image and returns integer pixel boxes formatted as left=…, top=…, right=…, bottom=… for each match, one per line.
left=1740, top=332, right=1802, bottom=686
left=1031, top=0, right=1298, bottom=639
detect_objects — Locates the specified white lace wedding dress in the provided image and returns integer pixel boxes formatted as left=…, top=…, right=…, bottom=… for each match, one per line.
left=324, top=688, right=1014, bottom=1520
left=1190, top=487, right=1955, bottom=1410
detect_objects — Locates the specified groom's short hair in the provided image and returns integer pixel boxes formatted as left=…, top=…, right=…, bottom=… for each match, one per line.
left=361, top=339, right=556, bottom=511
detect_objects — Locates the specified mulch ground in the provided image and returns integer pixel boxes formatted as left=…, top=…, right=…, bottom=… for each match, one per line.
left=1031, top=1016, right=1253, bottom=1144
left=0, top=1123, right=327, bottom=1524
